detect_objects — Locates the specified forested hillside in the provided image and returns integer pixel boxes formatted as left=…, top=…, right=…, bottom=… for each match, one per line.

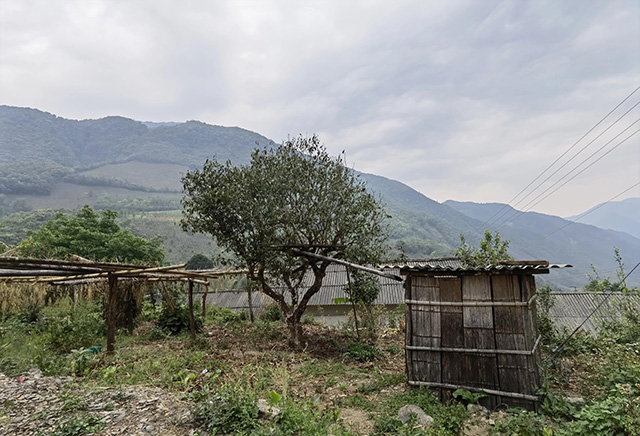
left=2, top=106, right=638, bottom=288
left=0, top=105, right=268, bottom=195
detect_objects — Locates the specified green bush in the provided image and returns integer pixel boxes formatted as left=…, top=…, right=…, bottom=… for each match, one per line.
left=262, top=302, right=283, bottom=322
left=341, top=341, right=383, bottom=362
left=157, top=304, right=202, bottom=335
left=490, top=410, right=547, bottom=436
left=205, top=305, right=248, bottom=327
left=41, top=299, right=105, bottom=353
left=192, top=384, right=261, bottom=434
left=373, top=387, right=468, bottom=435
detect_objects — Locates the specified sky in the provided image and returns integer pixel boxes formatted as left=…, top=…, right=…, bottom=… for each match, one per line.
left=1, top=0, right=639, bottom=218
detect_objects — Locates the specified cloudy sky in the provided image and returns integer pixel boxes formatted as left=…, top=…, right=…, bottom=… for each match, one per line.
left=1, top=0, right=638, bottom=218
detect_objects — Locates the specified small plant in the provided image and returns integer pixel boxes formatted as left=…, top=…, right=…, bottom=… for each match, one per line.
left=157, top=304, right=202, bottom=335
left=386, top=343, right=401, bottom=355
left=50, top=412, right=105, bottom=436
left=191, top=384, right=261, bottom=434
left=490, top=410, right=547, bottom=436
left=341, top=341, right=383, bottom=362
left=262, top=302, right=283, bottom=322
left=452, top=388, right=487, bottom=404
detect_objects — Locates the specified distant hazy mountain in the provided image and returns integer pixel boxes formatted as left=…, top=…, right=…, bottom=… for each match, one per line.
left=566, top=197, right=640, bottom=239
left=444, top=200, right=640, bottom=288
left=2, top=105, right=638, bottom=288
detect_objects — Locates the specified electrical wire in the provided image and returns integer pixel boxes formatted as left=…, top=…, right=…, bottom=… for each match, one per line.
left=479, top=85, right=640, bottom=230
left=541, top=181, right=640, bottom=239
left=492, top=103, right=640, bottom=227
left=543, top=260, right=640, bottom=363
left=495, top=128, right=639, bottom=231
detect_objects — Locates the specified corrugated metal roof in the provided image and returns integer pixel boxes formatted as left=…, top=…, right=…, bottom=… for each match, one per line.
left=384, top=258, right=571, bottom=274
left=549, top=292, right=640, bottom=333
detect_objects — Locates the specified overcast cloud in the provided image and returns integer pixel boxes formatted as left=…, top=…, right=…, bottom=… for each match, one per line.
left=1, top=0, right=638, bottom=217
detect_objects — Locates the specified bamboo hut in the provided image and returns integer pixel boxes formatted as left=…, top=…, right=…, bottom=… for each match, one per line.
left=397, top=258, right=571, bottom=410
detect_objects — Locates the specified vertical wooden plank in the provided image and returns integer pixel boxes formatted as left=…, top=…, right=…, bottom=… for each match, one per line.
left=522, top=275, right=541, bottom=400
left=440, top=277, right=463, bottom=387
left=462, top=275, right=499, bottom=392
left=412, top=276, right=441, bottom=386
left=106, top=273, right=117, bottom=353
left=404, top=275, right=414, bottom=383
left=492, top=274, right=528, bottom=406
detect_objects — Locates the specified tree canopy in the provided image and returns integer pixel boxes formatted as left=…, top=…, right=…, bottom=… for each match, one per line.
left=17, top=205, right=164, bottom=264
left=181, top=135, right=388, bottom=346
left=456, top=230, right=513, bottom=267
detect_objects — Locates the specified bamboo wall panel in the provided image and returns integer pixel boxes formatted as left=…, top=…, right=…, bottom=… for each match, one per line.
left=405, top=271, right=542, bottom=410
left=411, top=277, right=441, bottom=383
left=440, top=278, right=463, bottom=386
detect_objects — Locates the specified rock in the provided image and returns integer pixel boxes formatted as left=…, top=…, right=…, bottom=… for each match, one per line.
left=467, top=403, right=488, bottom=414
left=567, top=396, right=585, bottom=405
left=257, top=399, right=281, bottom=419
left=27, top=368, right=42, bottom=379
left=397, top=405, right=434, bottom=429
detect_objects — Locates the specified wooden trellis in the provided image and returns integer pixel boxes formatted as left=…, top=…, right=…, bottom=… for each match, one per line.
left=0, top=257, right=245, bottom=352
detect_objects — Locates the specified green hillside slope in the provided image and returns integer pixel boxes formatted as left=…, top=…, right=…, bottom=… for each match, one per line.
left=2, top=105, right=638, bottom=288
left=444, top=200, right=640, bottom=288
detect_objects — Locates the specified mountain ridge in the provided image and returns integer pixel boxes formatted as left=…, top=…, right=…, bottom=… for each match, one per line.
left=1, top=105, right=638, bottom=288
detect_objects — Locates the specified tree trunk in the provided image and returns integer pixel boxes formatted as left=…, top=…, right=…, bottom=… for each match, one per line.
left=286, top=313, right=304, bottom=349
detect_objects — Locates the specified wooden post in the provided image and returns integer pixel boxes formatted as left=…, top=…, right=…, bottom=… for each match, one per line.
left=247, top=275, right=255, bottom=323
left=345, top=266, right=360, bottom=340
left=201, top=282, right=209, bottom=319
left=188, top=280, right=196, bottom=341
left=106, top=273, right=118, bottom=353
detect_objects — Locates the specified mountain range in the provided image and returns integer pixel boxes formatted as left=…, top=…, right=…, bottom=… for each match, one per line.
left=1, top=105, right=638, bottom=288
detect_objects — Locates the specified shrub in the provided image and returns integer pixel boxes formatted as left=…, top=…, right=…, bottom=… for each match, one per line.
left=192, top=384, right=261, bottom=434
left=262, top=302, right=283, bottom=322
left=157, top=304, right=202, bottom=335
left=41, top=298, right=105, bottom=353
left=341, top=341, right=383, bottom=362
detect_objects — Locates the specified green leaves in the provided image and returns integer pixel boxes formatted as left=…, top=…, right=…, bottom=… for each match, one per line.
left=456, top=230, right=513, bottom=268
left=181, top=134, right=389, bottom=344
left=16, top=205, right=164, bottom=264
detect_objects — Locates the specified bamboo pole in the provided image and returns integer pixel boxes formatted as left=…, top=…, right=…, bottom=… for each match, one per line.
left=106, top=273, right=118, bottom=353
left=188, top=280, right=196, bottom=341
left=288, top=249, right=403, bottom=281
left=36, top=264, right=188, bottom=283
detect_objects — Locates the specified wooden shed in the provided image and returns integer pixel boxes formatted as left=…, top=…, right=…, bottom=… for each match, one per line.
left=399, top=258, right=570, bottom=410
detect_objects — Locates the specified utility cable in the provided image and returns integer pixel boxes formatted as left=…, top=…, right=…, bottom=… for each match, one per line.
left=543, top=260, right=640, bottom=363
left=487, top=102, right=640, bottom=229
left=542, top=181, right=640, bottom=239
left=495, top=128, right=640, bottom=231
left=479, top=85, right=640, bottom=230
left=496, top=118, right=640, bottom=230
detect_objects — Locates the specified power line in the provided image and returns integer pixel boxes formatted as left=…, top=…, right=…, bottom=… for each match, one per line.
left=487, top=101, right=640, bottom=229
left=541, top=181, right=640, bottom=239
left=506, top=103, right=639, bottom=213
left=494, top=120, right=640, bottom=229
left=495, top=128, right=639, bottom=231
left=479, top=85, right=640, bottom=230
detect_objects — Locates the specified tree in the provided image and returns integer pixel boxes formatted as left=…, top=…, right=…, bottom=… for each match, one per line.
left=17, top=205, right=164, bottom=264
left=181, top=135, right=388, bottom=347
left=186, top=253, right=214, bottom=270
left=456, top=230, right=513, bottom=267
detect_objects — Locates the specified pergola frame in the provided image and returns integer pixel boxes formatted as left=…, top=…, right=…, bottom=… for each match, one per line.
left=0, top=256, right=246, bottom=352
